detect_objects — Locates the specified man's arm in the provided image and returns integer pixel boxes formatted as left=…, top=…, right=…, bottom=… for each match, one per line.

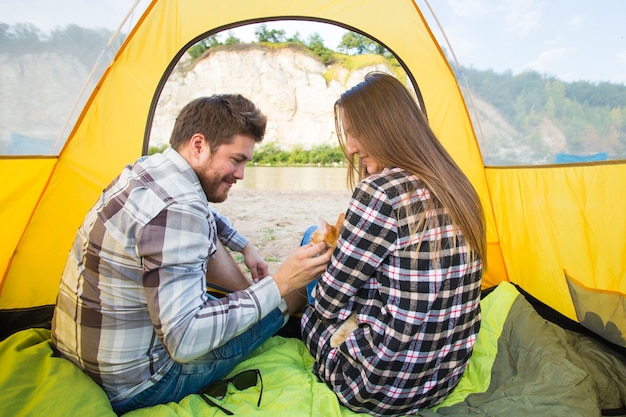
left=210, top=207, right=269, bottom=282
left=205, top=240, right=253, bottom=291
left=211, top=208, right=248, bottom=251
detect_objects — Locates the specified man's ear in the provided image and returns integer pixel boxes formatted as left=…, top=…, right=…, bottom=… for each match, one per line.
left=180, top=133, right=209, bottom=167
left=189, top=133, right=208, bottom=152
left=188, top=133, right=208, bottom=156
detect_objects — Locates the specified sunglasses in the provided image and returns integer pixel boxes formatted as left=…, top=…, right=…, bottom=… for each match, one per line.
left=198, top=369, right=263, bottom=415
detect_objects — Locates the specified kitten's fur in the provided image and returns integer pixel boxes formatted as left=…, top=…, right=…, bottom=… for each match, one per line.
left=330, top=312, right=358, bottom=348
left=310, top=213, right=358, bottom=348
left=311, top=213, right=344, bottom=248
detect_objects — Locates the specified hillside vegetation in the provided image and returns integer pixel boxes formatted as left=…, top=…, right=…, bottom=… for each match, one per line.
left=458, top=67, right=626, bottom=164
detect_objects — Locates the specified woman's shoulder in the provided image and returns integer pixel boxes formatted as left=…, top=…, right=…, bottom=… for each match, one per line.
left=353, top=168, right=431, bottom=210
left=360, top=167, right=423, bottom=191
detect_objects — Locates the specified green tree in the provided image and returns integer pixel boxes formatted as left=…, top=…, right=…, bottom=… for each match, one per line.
left=252, top=142, right=290, bottom=164
left=286, top=31, right=305, bottom=45
left=338, top=32, right=388, bottom=56
left=187, top=34, right=221, bottom=59
left=148, top=144, right=169, bottom=155
left=609, top=107, right=624, bottom=130
left=254, top=24, right=286, bottom=43
left=544, top=80, right=566, bottom=118
left=309, top=144, right=344, bottom=164
left=223, top=31, right=241, bottom=45
left=287, top=145, right=309, bottom=164
left=338, top=32, right=369, bottom=54
left=566, top=81, right=626, bottom=108
left=306, top=32, right=333, bottom=64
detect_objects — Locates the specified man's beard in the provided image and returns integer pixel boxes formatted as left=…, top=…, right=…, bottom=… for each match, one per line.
left=200, top=173, right=232, bottom=203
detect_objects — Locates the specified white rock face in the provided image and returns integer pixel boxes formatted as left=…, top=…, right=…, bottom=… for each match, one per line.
left=150, top=45, right=394, bottom=149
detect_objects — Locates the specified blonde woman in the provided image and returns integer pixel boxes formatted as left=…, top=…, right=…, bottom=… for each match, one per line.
left=301, top=73, right=486, bottom=416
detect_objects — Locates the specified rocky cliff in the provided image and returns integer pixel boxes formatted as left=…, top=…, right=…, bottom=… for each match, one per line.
left=150, top=44, right=397, bottom=149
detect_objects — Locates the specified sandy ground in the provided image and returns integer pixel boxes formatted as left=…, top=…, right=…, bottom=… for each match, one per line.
left=214, top=189, right=352, bottom=274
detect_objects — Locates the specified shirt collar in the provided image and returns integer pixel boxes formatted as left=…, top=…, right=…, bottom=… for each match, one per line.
left=162, top=147, right=207, bottom=203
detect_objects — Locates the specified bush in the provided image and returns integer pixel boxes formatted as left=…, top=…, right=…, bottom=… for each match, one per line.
left=251, top=142, right=345, bottom=166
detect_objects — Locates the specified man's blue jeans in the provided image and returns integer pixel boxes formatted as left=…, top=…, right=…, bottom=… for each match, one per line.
left=301, top=225, right=320, bottom=304
left=112, top=307, right=285, bottom=415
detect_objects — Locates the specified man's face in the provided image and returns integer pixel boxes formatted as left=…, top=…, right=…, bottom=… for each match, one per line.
left=195, top=134, right=255, bottom=203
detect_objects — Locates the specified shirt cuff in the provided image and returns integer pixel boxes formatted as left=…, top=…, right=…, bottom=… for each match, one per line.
left=277, top=297, right=289, bottom=315
left=249, top=276, right=285, bottom=318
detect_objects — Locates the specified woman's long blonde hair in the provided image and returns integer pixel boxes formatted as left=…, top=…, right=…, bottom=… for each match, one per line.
left=335, top=72, right=486, bottom=265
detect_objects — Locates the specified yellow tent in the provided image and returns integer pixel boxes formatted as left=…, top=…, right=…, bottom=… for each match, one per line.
left=1, top=0, right=624, bottom=347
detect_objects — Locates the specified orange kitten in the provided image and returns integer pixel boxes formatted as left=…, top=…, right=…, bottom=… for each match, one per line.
left=309, top=213, right=359, bottom=348
left=311, top=213, right=345, bottom=248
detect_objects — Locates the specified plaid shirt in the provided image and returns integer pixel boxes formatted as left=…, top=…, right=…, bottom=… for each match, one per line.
left=51, top=148, right=282, bottom=402
left=301, top=167, right=482, bottom=415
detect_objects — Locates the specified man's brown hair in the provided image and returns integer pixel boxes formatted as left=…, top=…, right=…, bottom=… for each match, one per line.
left=169, top=94, right=266, bottom=152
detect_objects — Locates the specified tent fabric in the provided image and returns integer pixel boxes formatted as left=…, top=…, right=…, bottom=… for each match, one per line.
left=484, top=163, right=626, bottom=320
left=0, top=157, right=56, bottom=300
left=566, top=272, right=626, bottom=348
left=3, top=282, right=624, bottom=416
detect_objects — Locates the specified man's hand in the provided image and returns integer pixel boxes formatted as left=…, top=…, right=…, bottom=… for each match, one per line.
left=272, top=242, right=332, bottom=297
left=241, top=244, right=269, bottom=283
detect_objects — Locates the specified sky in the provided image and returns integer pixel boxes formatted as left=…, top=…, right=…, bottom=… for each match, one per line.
left=419, top=0, right=626, bottom=85
left=1, top=0, right=624, bottom=85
